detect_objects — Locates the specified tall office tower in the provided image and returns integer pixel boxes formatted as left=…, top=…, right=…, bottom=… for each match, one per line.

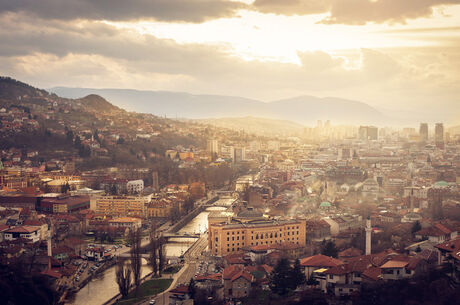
left=358, top=126, right=368, bottom=140
left=317, top=120, right=323, bottom=129
left=435, top=123, right=444, bottom=149
left=207, top=139, right=219, bottom=154
left=419, top=123, right=428, bottom=142
left=359, top=126, right=378, bottom=140
left=233, top=147, right=246, bottom=163
left=367, top=126, right=378, bottom=140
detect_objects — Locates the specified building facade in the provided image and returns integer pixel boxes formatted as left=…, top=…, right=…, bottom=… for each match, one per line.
left=208, top=219, right=306, bottom=256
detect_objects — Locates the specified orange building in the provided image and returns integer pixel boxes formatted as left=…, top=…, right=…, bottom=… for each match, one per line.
left=209, top=219, right=306, bottom=256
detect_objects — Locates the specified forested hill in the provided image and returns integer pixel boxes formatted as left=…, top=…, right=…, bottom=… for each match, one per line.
left=0, top=76, right=206, bottom=174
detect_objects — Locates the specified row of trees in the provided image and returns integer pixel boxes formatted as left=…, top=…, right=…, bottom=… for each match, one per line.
left=148, top=221, right=167, bottom=277
left=115, top=228, right=166, bottom=298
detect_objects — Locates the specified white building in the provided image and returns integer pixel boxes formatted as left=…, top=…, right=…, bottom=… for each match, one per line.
left=4, top=226, right=41, bottom=243
left=127, top=179, right=144, bottom=194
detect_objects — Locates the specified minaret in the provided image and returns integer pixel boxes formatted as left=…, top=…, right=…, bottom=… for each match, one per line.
left=365, top=217, right=372, bottom=255
left=47, top=228, right=53, bottom=270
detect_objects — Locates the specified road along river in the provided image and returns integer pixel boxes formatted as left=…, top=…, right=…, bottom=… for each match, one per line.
left=66, top=206, right=226, bottom=305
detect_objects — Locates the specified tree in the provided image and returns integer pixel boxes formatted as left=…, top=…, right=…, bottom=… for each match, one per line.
left=321, top=240, right=338, bottom=258
left=306, top=274, right=318, bottom=286
left=269, top=258, right=292, bottom=295
left=411, top=220, right=422, bottom=234
left=129, top=229, right=142, bottom=291
left=158, top=237, right=166, bottom=277
left=149, top=221, right=159, bottom=277
left=188, top=278, right=196, bottom=300
left=288, top=259, right=305, bottom=289
left=62, top=182, right=70, bottom=194
left=115, top=260, right=132, bottom=298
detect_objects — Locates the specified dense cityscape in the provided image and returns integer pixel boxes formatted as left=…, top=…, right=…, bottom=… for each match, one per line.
left=0, top=77, right=459, bottom=305
left=1, top=1, right=460, bottom=305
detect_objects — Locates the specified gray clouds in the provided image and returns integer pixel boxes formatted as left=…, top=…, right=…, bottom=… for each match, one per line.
left=252, top=0, right=460, bottom=25
left=0, top=0, right=246, bottom=23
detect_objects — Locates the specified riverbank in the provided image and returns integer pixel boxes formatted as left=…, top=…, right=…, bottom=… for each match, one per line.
left=62, top=259, right=117, bottom=304
left=168, top=196, right=218, bottom=233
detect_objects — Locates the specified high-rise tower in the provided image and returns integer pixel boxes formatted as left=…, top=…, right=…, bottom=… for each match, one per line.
left=435, top=123, right=444, bottom=149
left=419, top=123, right=428, bottom=142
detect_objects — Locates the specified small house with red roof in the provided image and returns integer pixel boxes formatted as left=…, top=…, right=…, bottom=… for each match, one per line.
left=300, top=254, right=345, bottom=279
left=222, top=265, right=254, bottom=299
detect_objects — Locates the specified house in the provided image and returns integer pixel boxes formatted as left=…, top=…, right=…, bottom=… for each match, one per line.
left=108, top=217, right=142, bottom=231
left=323, top=215, right=362, bottom=236
left=338, top=247, right=363, bottom=262
left=415, top=223, right=457, bottom=243
left=306, top=219, right=331, bottom=242
left=222, top=265, right=254, bottom=299
left=169, top=284, right=191, bottom=305
left=380, top=257, right=427, bottom=280
left=194, top=273, right=222, bottom=290
left=3, top=226, right=41, bottom=242
left=300, top=254, right=344, bottom=279
left=434, top=237, right=460, bottom=267
left=86, top=247, right=105, bottom=261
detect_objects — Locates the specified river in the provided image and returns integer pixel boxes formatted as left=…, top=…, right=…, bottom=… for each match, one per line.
left=66, top=206, right=226, bottom=305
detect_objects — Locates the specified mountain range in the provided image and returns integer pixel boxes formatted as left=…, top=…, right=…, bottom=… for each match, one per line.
left=50, top=87, right=388, bottom=126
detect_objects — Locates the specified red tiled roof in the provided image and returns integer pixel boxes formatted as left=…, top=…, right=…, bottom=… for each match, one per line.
left=339, top=247, right=363, bottom=258
left=300, top=254, right=344, bottom=268
left=169, top=285, right=189, bottom=295
left=435, top=238, right=460, bottom=253
left=380, top=260, right=409, bottom=269
left=223, top=265, right=242, bottom=280
left=5, top=226, right=39, bottom=233
left=41, top=269, right=62, bottom=279
left=231, top=270, right=253, bottom=282
left=260, top=264, right=273, bottom=274
left=361, top=266, right=381, bottom=281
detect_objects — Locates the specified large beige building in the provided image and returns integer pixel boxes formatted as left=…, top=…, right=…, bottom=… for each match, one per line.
left=209, top=219, right=306, bottom=256
left=94, top=195, right=152, bottom=218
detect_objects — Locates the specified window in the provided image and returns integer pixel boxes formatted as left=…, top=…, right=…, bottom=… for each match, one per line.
left=329, top=275, right=333, bottom=279
left=227, top=237, right=229, bottom=241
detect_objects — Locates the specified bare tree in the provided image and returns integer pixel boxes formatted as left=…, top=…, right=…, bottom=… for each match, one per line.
left=158, top=237, right=167, bottom=277
left=129, top=229, right=142, bottom=290
left=116, top=260, right=132, bottom=298
left=149, top=221, right=158, bottom=277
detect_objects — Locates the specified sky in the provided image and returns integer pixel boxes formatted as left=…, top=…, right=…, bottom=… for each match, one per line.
left=0, top=0, right=459, bottom=124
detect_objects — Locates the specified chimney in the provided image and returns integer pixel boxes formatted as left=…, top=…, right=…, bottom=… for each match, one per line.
left=365, top=217, right=372, bottom=255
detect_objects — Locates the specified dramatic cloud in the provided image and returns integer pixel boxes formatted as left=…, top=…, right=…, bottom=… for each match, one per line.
left=0, top=0, right=246, bottom=23
left=252, top=0, right=460, bottom=24
left=0, top=11, right=458, bottom=122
